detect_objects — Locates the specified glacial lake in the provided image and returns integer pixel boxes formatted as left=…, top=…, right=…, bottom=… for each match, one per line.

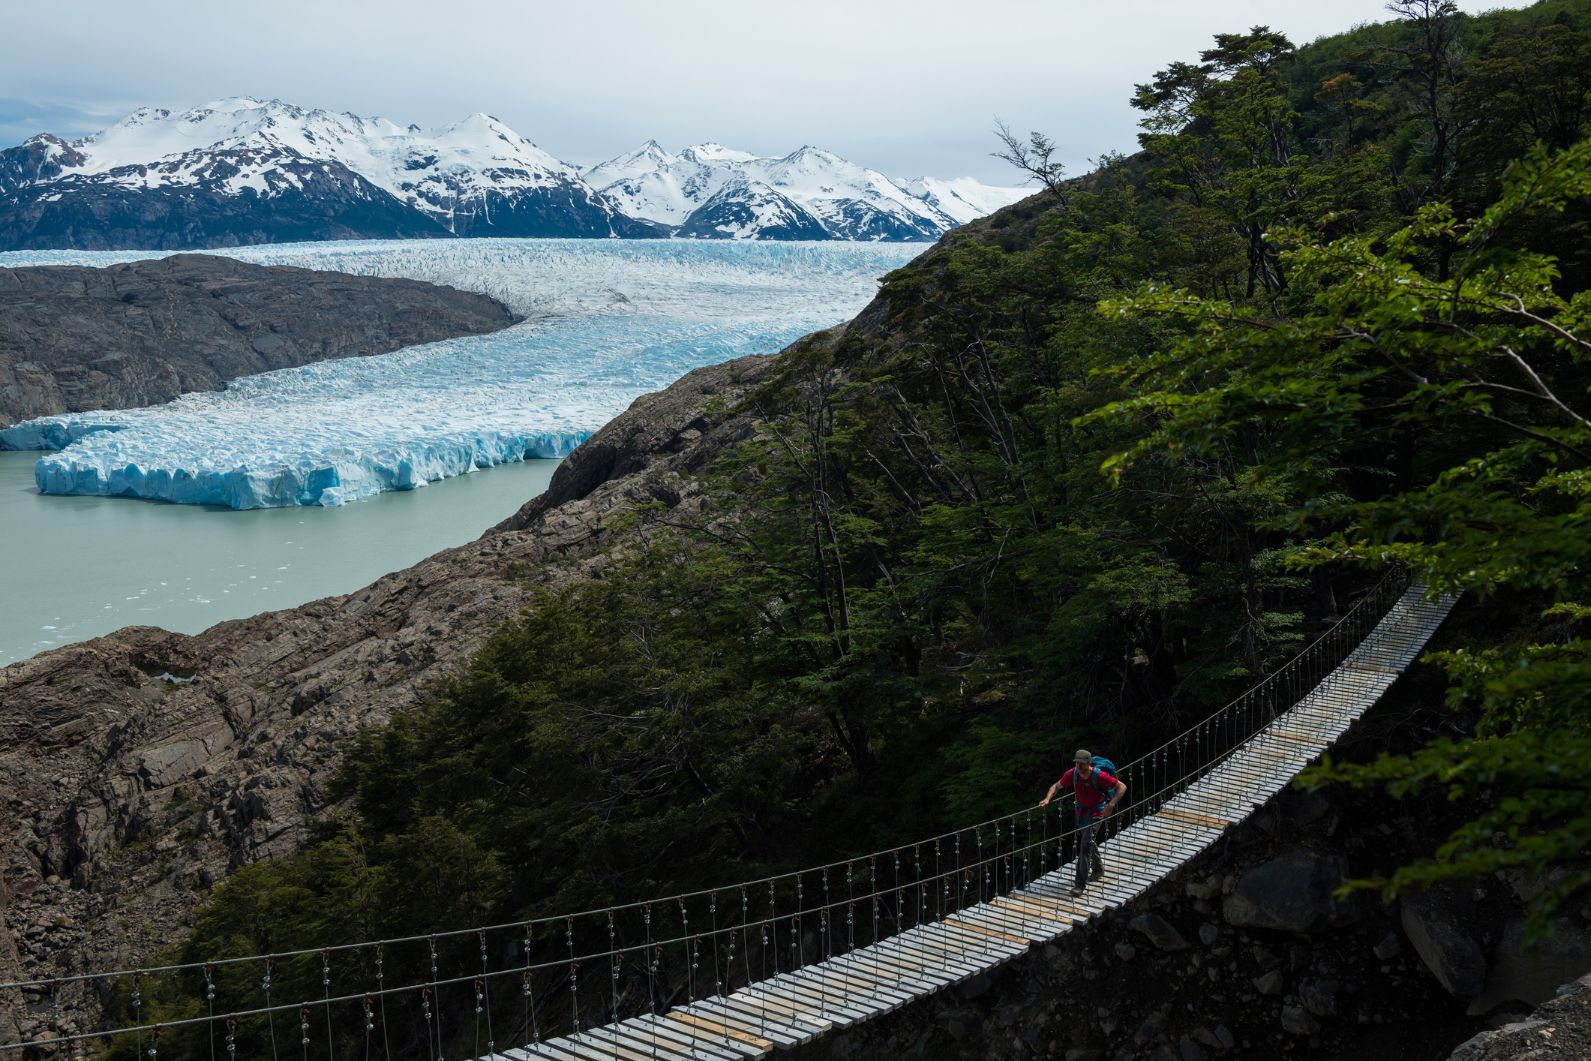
left=0, top=450, right=558, bottom=667
left=0, top=238, right=919, bottom=668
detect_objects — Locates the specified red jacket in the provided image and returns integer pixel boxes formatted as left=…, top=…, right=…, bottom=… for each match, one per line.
left=1059, top=766, right=1120, bottom=812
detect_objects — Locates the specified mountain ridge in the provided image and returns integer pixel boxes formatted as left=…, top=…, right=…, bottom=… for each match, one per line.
left=0, top=98, right=1029, bottom=250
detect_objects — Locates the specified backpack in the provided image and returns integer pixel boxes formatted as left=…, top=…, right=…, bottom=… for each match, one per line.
left=1084, top=755, right=1118, bottom=797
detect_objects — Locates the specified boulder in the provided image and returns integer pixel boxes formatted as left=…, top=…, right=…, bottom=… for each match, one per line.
left=935, top=1007, right=981, bottom=1041
left=1131, top=913, right=1190, bottom=952
left=1468, top=916, right=1591, bottom=1015
left=1402, top=889, right=1487, bottom=999
left=1280, top=1004, right=1320, bottom=1036
left=1300, top=978, right=1339, bottom=1018
left=1222, top=852, right=1361, bottom=934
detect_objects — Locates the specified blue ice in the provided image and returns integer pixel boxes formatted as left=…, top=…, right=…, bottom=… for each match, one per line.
left=0, top=239, right=920, bottom=508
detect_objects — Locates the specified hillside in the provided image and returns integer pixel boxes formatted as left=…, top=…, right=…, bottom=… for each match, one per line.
left=3, top=1, right=1590, bottom=1055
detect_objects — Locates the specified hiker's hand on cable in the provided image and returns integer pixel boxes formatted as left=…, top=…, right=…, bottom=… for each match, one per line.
left=1039, top=797, right=1050, bottom=808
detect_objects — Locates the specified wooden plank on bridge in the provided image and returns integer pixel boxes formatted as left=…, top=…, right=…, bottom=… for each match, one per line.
left=544, top=1034, right=650, bottom=1061
left=627, top=1015, right=766, bottom=1059
left=688, top=999, right=818, bottom=1044
left=947, top=911, right=1035, bottom=944
left=1156, top=806, right=1231, bottom=831
left=567, top=1028, right=696, bottom=1061
left=611, top=1019, right=759, bottom=1061
left=665, top=1012, right=776, bottom=1052
left=583, top=1024, right=739, bottom=1061
left=731, top=984, right=838, bottom=1030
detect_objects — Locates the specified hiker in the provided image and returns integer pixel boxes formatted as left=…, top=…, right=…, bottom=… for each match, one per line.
left=1039, top=749, right=1126, bottom=897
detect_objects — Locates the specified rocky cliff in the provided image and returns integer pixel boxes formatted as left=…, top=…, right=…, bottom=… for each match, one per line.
left=0, top=254, right=519, bottom=429
left=0, top=349, right=779, bottom=1042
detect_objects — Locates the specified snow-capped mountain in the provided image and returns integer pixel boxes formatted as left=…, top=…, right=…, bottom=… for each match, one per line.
left=0, top=99, right=653, bottom=249
left=0, top=98, right=1030, bottom=251
left=585, top=141, right=1029, bottom=242
left=892, top=176, right=1035, bottom=226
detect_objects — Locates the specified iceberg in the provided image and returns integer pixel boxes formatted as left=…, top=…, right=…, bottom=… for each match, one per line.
left=0, top=238, right=920, bottom=509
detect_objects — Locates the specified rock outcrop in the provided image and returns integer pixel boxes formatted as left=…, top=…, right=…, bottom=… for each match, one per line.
left=0, top=351, right=777, bottom=1042
left=1403, top=886, right=1491, bottom=1000
left=0, top=254, right=519, bottom=429
left=1222, top=851, right=1363, bottom=934
left=1450, top=974, right=1591, bottom=1060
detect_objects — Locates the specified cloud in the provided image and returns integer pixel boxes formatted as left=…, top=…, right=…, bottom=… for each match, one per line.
left=0, top=0, right=1537, bottom=184
left=0, top=98, right=129, bottom=147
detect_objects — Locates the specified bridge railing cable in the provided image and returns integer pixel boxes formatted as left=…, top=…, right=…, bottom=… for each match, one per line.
left=0, top=570, right=1408, bottom=1058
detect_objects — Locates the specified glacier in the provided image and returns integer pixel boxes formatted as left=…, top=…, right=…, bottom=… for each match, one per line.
left=0, top=238, right=921, bottom=509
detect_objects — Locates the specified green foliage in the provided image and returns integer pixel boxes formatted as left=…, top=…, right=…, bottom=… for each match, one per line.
left=182, top=0, right=1591, bottom=997
left=1093, top=137, right=1591, bottom=920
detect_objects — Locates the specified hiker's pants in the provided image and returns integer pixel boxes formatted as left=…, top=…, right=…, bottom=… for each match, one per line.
left=1075, top=810, right=1106, bottom=889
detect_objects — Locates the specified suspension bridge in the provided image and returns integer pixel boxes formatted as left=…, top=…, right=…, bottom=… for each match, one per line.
left=0, top=572, right=1455, bottom=1060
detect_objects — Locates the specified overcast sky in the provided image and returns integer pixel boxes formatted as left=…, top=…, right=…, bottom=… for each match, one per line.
left=0, top=0, right=1536, bottom=184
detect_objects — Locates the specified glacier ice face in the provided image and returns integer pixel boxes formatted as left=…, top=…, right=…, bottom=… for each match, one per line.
left=0, top=238, right=921, bottom=509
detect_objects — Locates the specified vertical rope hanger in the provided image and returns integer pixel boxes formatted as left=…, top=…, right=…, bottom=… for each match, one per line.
left=476, top=930, right=495, bottom=1060
left=374, top=943, right=391, bottom=1061
left=262, top=958, right=279, bottom=1061
left=320, top=949, right=334, bottom=1061
left=426, top=935, right=443, bottom=1061
left=518, top=924, right=537, bottom=1051
left=564, top=917, right=579, bottom=1038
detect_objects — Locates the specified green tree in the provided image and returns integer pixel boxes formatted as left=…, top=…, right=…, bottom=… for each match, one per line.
left=1093, top=139, right=1591, bottom=919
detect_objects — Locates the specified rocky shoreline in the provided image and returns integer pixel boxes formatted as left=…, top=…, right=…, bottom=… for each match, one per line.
left=0, top=253, right=519, bottom=431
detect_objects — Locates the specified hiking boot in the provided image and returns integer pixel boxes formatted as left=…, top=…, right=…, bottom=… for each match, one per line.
left=1091, top=862, right=1106, bottom=882
left=1070, top=884, right=1086, bottom=897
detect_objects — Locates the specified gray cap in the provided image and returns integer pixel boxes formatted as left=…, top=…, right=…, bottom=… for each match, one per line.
left=1073, top=749, right=1092, bottom=763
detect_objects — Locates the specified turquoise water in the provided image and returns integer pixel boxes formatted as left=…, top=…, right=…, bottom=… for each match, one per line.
left=0, top=451, right=559, bottom=667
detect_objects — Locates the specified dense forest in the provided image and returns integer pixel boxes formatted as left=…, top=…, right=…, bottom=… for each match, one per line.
left=137, top=0, right=1591, bottom=1053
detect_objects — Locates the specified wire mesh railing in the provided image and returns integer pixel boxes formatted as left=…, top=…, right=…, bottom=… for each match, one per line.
left=0, top=569, right=1410, bottom=1058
